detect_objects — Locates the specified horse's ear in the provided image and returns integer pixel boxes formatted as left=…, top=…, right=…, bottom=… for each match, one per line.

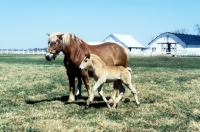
left=47, top=33, right=50, bottom=36
left=57, top=34, right=64, bottom=39
left=85, top=52, right=90, bottom=58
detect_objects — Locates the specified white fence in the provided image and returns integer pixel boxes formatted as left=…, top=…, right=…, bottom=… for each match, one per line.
left=129, top=50, right=200, bottom=57
left=1, top=49, right=200, bottom=57
left=0, top=49, right=47, bottom=55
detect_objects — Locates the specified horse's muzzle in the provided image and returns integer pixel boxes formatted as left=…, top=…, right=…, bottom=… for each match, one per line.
left=45, top=54, right=52, bottom=61
left=45, top=53, right=56, bottom=61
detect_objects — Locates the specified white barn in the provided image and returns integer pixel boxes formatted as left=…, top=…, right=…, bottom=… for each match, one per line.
left=149, top=32, right=200, bottom=53
left=103, top=34, right=144, bottom=52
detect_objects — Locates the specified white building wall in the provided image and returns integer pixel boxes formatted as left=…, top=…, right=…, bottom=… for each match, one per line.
left=149, top=33, right=186, bottom=53
left=186, top=45, right=200, bottom=52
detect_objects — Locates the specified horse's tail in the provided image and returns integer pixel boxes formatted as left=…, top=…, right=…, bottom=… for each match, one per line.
left=126, top=67, right=132, bottom=72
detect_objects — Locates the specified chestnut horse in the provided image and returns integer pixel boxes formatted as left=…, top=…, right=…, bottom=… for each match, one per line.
left=79, top=53, right=140, bottom=108
left=45, top=32, right=128, bottom=103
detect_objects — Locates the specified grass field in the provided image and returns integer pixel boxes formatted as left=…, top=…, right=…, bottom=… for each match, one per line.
left=0, top=54, right=200, bottom=131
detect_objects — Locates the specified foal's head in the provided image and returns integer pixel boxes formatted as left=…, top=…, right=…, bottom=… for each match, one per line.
left=79, top=52, right=92, bottom=70
left=45, top=32, right=64, bottom=61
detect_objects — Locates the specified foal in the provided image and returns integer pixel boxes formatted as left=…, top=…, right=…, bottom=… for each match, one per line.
left=79, top=52, right=140, bottom=108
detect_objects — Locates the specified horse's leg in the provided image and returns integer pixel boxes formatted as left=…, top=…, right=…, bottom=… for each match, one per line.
left=125, top=83, right=140, bottom=106
left=67, top=71, right=76, bottom=102
left=86, top=79, right=104, bottom=109
left=75, top=76, right=82, bottom=100
left=64, top=57, right=76, bottom=102
left=112, top=83, right=125, bottom=108
left=81, top=70, right=91, bottom=99
left=98, top=85, right=111, bottom=108
left=108, top=81, right=119, bottom=104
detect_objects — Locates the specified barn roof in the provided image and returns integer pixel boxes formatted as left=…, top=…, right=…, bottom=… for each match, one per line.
left=173, top=33, right=200, bottom=45
left=103, top=34, right=144, bottom=49
left=149, top=32, right=200, bottom=45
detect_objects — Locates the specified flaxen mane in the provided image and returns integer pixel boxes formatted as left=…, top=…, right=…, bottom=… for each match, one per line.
left=48, top=32, right=63, bottom=42
left=62, top=33, right=86, bottom=48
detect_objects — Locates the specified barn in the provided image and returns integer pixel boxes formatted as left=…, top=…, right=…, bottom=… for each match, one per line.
left=149, top=32, right=200, bottom=54
left=103, top=34, right=144, bottom=52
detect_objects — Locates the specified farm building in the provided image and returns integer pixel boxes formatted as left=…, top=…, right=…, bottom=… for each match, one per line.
left=103, top=34, right=144, bottom=52
left=149, top=32, right=200, bottom=54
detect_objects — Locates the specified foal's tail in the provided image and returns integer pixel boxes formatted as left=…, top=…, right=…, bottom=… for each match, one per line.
left=126, top=67, right=132, bottom=72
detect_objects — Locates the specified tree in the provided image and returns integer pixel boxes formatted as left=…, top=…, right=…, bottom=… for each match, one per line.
left=195, top=24, right=200, bottom=35
left=172, top=29, right=188, bottom=34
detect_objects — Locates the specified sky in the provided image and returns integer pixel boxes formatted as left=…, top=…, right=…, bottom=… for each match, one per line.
left=0, top=0, right=200, bottom=49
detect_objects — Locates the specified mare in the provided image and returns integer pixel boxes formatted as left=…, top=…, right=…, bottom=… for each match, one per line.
left=79, top=53, right=140, bottom=108
left=45, top=32, right=129, bottom=103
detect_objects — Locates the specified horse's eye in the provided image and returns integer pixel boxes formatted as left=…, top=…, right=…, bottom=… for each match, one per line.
left=84, top=60, right=87, bottom=62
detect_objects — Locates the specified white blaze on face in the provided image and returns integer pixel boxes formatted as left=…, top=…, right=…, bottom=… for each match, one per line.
left=80, top=57, right=91, bottom=70
left=79, top=58, right=86, bottom=70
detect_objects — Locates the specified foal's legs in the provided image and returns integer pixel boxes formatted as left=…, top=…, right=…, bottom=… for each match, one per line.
left=86, top=79, right=105, bottom=108
left=112, top=82, right=125, bottom=108
left=98, top=85, right=111, bottom=108
left=108, top=81, right=119, bottom=104
left=125, top=83, right=140, bottom=106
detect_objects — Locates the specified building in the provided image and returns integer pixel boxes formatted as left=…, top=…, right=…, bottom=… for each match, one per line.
left=149, top=32, right=200, bottom=53
left=103, top=34, right=144, bottom=52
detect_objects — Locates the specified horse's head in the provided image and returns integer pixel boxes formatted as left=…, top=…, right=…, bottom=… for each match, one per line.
left=45, top=33, right=64, bottom=61
left=79, top=52, right=92, bottom=70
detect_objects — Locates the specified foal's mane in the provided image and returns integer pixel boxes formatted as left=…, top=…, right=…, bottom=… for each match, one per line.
left=90, top=54, right=106, bottom=65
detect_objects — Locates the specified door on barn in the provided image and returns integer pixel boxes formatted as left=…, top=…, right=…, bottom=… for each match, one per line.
left=158, top=43, right=177, bottom=53
left=167, top=44, right=171, bottom=52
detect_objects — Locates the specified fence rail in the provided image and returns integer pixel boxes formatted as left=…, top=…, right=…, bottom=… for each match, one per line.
left=130, top=50, right=200, bottom=57
left=0, top=49, right=47, bottom=55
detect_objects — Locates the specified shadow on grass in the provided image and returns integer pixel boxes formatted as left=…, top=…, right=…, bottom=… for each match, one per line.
left=25, top=95, right=108, bottom=109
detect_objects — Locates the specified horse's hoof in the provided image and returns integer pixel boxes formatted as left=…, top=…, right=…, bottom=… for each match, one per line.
left=76, top=96, right=82, bottom=100
left=85, top=105, right=90, bottom=109
left=109, top=103, right=114, bottom=107
left=64, top=101, right=72, bottom=105
left=136, top=103, right=140, bottom=107
left=124, top=98, right=130, bottom=102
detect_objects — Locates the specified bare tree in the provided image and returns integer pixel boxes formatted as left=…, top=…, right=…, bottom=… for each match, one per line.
left=195, top=24, right=200, bottom=35
left=172, top=29, right=188, bottom=34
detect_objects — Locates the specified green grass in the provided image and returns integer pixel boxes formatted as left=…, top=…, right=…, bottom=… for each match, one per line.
left=0, top=54, right=200, bottom=131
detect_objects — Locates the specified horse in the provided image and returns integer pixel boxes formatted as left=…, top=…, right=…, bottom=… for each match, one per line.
left=45, top=32, right=129, bottom=103
left=79, top=52, right=140, bottom=108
